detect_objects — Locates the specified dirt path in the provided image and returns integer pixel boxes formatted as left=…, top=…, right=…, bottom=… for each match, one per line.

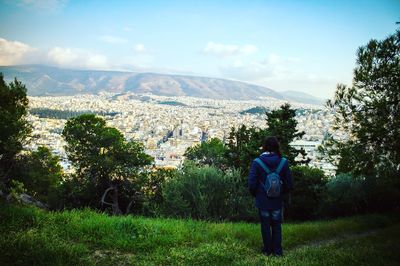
left=288, top=229, right=380, bottom=252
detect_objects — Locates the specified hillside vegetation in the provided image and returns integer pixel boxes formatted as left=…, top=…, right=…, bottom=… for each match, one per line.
left=1, top=203, right=399, bottom=265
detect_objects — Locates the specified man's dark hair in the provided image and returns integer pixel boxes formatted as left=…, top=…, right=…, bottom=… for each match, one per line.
left=262, top=136, right=282, bottom=157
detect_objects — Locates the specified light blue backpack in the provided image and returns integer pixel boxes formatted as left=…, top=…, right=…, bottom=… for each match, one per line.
left=255, top=158, right=286, bottom=198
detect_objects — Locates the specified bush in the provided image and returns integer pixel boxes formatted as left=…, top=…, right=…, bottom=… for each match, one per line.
left=223, top=169, right=256, bottom=221
left=50, top=168, right=176, bottom=215
left=162, top=165, right=256, bottom=221
left=50, top=175, right=97, bottom=210
left=12, top=146, right=63, bottom=204
left=362, top=176, right=400, bottom=214
left=321, top=173, right=400, bottom=218
left=287, top=166, right=327, bottom=220
left=321, top=173, right=366, bottom=217
left=116, top=168, right=178, bottom=216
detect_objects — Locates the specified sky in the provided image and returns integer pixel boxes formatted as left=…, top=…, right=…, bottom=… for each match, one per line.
left=0, top=0, right=399, bottom=99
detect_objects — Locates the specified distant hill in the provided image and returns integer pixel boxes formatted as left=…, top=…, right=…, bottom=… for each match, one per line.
left=281, top=90, right=326, bottom=105
left=0, top=65, right=323, bottom=105
left=240, top=106, right=269, bottom=115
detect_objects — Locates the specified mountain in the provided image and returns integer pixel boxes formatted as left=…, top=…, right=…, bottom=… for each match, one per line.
left=0, top=65, right=322, bottom=105
left=281, top=90, right=326, bottom=105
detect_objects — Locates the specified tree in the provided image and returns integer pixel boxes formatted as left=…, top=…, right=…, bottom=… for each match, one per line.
left=62, top=114, right=153, bottom=214
left=184, top=138, right=227, bottom=169
left=266, top=103, right=308, bottom=165
left=0, top=74, right=31, bottom=182
left=325, top=30, right=400, bottom=178
left=225, top=125, right=269, bottom=174
left=12, top=146, right=63, bottom=203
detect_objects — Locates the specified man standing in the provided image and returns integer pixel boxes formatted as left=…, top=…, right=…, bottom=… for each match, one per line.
left=248, top=136, right=293, bottom=256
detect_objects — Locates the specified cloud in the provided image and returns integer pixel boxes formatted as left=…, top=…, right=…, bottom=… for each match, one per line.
left=0, top=38, right=36, bottom=65
left=221, top=53, right=301, bottom=81
left=219, top=53, right=338, bottom=97
left=100, top=35, right=127, bottom=44
left=16, top=0, right=67, bottom=10
left=47, top=47, right=108, bottom=69
left=133, top=44, right=146, bottom=53
left=0, top=37, right=109, bottom=69
left=202, top=42, right=258, bottom=57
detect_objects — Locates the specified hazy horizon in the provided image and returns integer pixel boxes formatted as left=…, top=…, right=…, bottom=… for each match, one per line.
left=0, top=0, right=399, bottom=98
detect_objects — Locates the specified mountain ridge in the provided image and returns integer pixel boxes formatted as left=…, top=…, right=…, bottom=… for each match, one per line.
left=0, top=64, right=322, bottom=105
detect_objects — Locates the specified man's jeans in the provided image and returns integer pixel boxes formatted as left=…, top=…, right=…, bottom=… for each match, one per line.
left=259, top=208, right=283, bottom=256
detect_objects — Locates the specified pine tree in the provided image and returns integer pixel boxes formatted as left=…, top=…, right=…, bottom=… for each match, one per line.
left=266, top=103, right=308, bottom=165
left=325, top=30, right=400, bottom=178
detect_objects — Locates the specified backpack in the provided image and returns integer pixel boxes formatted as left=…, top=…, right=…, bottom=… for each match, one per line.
left=255, top=157, right=286, bottom=198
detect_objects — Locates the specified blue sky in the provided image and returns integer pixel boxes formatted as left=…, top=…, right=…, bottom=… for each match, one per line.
left=0, top=0, right=399, bottom=98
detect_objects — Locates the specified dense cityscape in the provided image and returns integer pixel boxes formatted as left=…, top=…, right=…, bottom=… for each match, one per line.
left=26, top=93, right=339, bottom=175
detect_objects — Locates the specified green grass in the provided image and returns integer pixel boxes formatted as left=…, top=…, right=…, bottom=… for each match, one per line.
left=1, top=203, right=399, bottom=265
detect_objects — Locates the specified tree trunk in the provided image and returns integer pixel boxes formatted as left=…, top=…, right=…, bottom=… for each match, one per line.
left=111, top=186, right=122, bottom=215
left=100, top=186, right=122, bottom=215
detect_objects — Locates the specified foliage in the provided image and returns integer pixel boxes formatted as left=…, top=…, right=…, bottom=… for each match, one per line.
left=184, top=138, right=228, bottom=169
left=266, top=103, right=308, bottom=165
left=239, top=106, right=269, bottom=115
left=162, top=165, right=255, bottom=221
left=321, top=173, right=366, bottom=217
left=51, top=174, right=96, bottom=210
left=12, top=146, right=63, bottom=203
left=8, top=180, right=27, bottom=203
left=62, top=114, right=153, bottom=214
left=361, top=176, right=400, bottom=214
left=324, top=30, right=400, bottom=178
left=157, top=101, right=187, bottom=106
left=287, top=166, right=327, bottom=220
left=223, top=168, right=256, bottom=221
left=1, top=203, right=399, bottom=265
left=29, top=108, right=120, bottom=120
left=0, top=74, right=31, bottom=182
left=225, top=125, right=269, bottom=175
left=139, top=168, right=178, bottom=216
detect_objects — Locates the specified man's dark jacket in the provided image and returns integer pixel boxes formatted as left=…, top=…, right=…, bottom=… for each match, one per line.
left=248, top=152, right=293, bottom=210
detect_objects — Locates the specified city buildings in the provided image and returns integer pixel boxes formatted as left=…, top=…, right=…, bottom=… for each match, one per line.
left=26, top=93, right=338, bottom=175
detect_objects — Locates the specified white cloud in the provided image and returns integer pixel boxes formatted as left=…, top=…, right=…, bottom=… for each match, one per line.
left=133, top=44, right=145, bottom=53
left=220, top=53, right=302, bottom=82
left=47, top=47, right=108, bottom=69
left=0, top=38, right=109, bottom=69
left=202, top=42, right=258, bottom=57
left=0, top=38, right=36, bottom=65
left=219, top=53, right=338, bottom=98
left=240, top=45, right=258, bottom=56
left=100, top=35, right=127, bottom=44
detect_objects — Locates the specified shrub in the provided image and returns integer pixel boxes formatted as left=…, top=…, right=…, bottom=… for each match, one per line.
left=116, top=168, right=179, bottom=216
left=321, top=173, right=400, bottom=218
left=12, top=146, right=63, bottom=204
left=287, top=166, right=327, bottom=220
left=223, top=169, right=257, bottom=221
left=162, top=165, right=256, bottom=221
left=362, top=176, right=400, bottom=214
left=50, top=175, right=97, bottom=210
left=321, top=173, right=366, bottom=217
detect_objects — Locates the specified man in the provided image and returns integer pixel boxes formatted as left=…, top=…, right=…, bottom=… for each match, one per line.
left=248, top=136, right=293, bottom=256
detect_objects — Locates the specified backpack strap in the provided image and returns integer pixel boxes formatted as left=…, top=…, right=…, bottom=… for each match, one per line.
left=275, top=158, right=287, bottom=174
left=254, top=158, right=271, bottom=174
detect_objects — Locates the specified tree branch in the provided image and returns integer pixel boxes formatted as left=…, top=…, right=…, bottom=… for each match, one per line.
left=100, top=187, right=114, bottom=206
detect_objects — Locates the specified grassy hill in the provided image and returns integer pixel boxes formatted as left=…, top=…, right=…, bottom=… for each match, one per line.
left=1, top=203, right=399, bottom=265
